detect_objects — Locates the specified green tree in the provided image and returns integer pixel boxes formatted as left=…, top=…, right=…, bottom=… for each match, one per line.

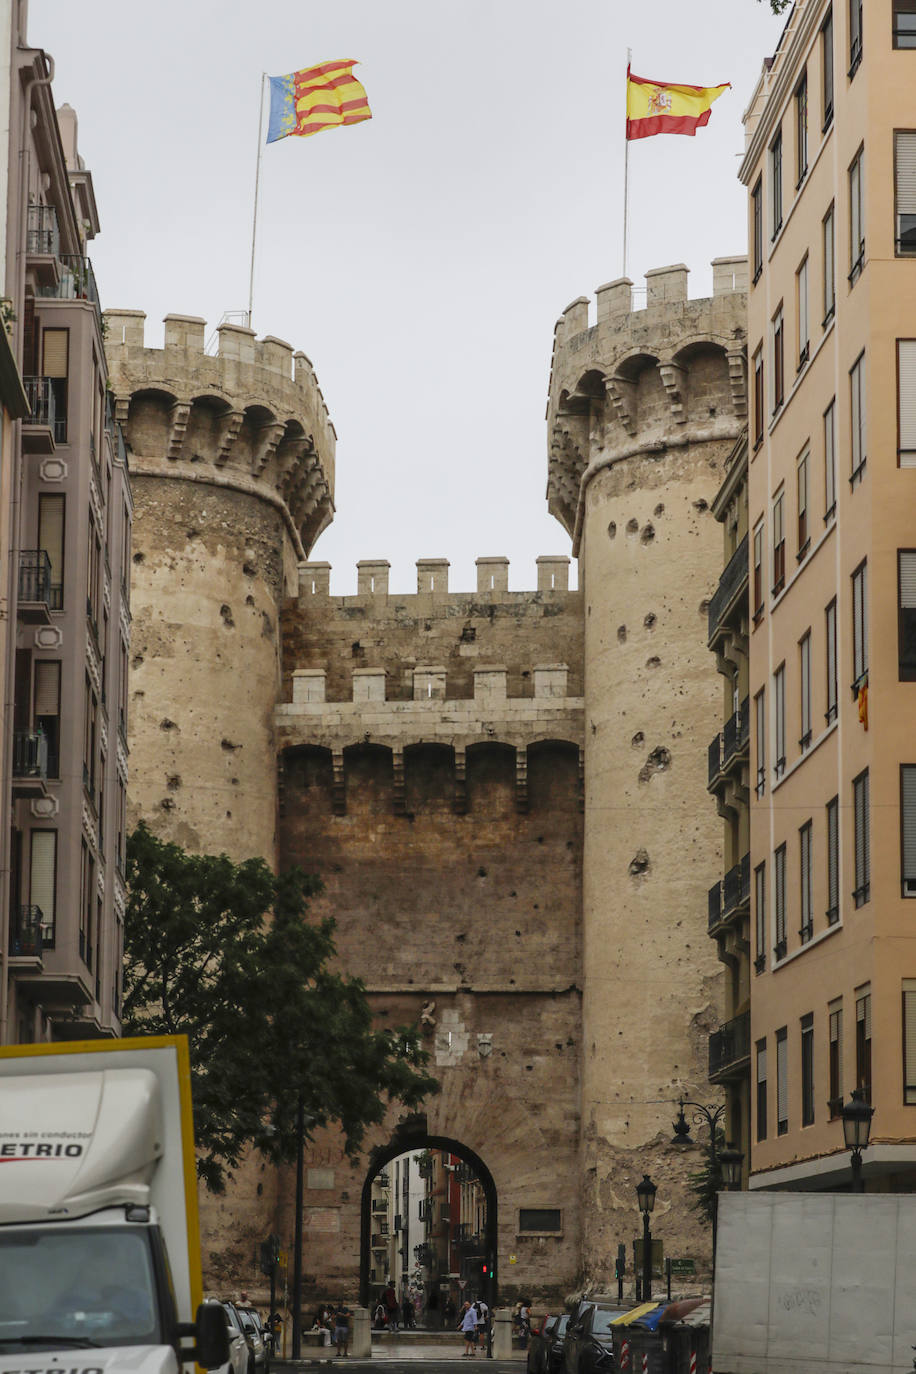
left=124, top=822, right=437, bottom=1191
left=762, top=0, right=793, bottom=12
left=687, top=1128, right=725, bottom=1225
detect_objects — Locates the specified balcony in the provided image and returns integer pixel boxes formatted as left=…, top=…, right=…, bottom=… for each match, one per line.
left=26, top=205, right=60, bottom=288
left=708, top=880, right=723, bottom=931
left=38, top=254, right=100, bottom=320
left=709, top=1010, right=751, bottom=1082
left=17, top=550, right=52, bottom=622
left=722, top=854, right=751, bottom=919
left=22, top=376, right=62, bottom=454
left=12, top=730, right=48, bottom=796
left=8, top=904, right=46, bottom=959
left=722, top=698, right=750, bottom=770
left=708, top=533, right=749, bottom=649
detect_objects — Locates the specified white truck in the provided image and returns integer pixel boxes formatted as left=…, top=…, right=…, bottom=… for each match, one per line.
left=0, top=1035, right=228, bottom=1374
left=712, top=1190, right=916, bottom=1374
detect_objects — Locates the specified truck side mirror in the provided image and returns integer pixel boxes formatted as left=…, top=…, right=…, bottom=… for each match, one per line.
left=193, top=1303, right=230, bottom=1369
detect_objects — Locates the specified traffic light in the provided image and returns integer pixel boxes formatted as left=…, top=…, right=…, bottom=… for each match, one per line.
left=482, top=1264, right=488, bottom=1276
left=259, top=1233, right=280, bottom=1276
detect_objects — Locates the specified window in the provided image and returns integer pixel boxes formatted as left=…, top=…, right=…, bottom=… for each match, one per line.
left=41, top=328, right=68, bottom=444
left=795, top=72, right=808, bottom=186
left=37, top=494, right=64, bottom=610
left=79, top=839, right=94, bottom=967
left=797, top=451, right=809, bottom=556
left=899, top=551, right=916, bottom=679
left=755, top=862, right=767, bottom=973
left=756, top=1039, right=768, bottom=1141
left=827, top=795, right=840, bottom=922
left=29, top=830, right=56, bottom=945
left=822, top=8, right=834, bottom=127
left=774, top=666, right=786, bottom=780
left=849, top=147, right=865, bottom=281
left=775, top=843, right=787, bottom=958
left=755, top=688, right=766, bottom=798
left=902, top=766, right=916, bottom=896
left=855, top=988, right=871, bottom=1102
left=849, top=0, right=863, bottom=74
left=850, top=353, right=866, bottom=485
left=896, top=132, right=916, bottom=255
left=800, top=821, right=813, bottom=941
left=772, top=491, right=785, bottom=593
left=772, top=307, right=785, bottom=413
left=753, top=521, right=765, bottom=621
left=826, top=599, right=838, bottom=723
left=823, top=204, right=835, bottom=324
left=776, top=1027, right=788, bottom=1134
left=518, top=1209, right=562, bottom=1233
left=905, top=982, right=916, bottom=1104
left=852, top=560, right=868, bottom=690
left=87, top=516, right=101, bottom=631
left=797, top=259, right=809, bottom=370
left=799, top=632, right=812, bottom=749
left=895, top=0, right=916, bottom=47
left=824, top=399, right=837, bottom=519
left=84, top=677, right=97, bottom=796
left=898, top=340, right=916, bottom=466
left=771, top=131, right=783, bottom=238
left=853, top=769, right=870, bottom=908
left=752, top=177, right=764, bottom=283
left=828, top=1001, right=843, bottom=1118
left=34, top=660, right=61, bottom=778
left=753, top=346, right=765, bottom=448
left=801, top=1013, right=815, bottom=1125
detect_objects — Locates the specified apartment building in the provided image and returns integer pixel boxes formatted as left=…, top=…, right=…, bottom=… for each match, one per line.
left=0, top=7, right=130, bottom=1042
left=739, top=0, right=916, bottom=1190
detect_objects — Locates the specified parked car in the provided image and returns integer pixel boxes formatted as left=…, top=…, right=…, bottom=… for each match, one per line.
left=203, top=1300, right=248, bottom=1374
left=563, top=1303, right=626, bottom=1374
left=529, top=1315, right=569, bottom=1374
left=237, top=1306, right=270, bottom=1374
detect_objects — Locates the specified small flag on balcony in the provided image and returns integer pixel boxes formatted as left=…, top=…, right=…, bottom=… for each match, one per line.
left=626, top=67, right=730, bottom=140
left=857, top=679, right=868, bottom=730
left=267, top=59, right=372, bottom=143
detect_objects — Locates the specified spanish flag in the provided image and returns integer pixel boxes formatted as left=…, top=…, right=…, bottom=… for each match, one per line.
left=626, top=67, right=730, bottom=141
left=857, top=679, right=868, bottom=731
left=267, top=59, right=372, bottom=143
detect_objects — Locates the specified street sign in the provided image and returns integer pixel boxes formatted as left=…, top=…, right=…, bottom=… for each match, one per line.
left=668, top=1258, right=696, bottom=1275
left=509, top=1254, right=517, bottom=1264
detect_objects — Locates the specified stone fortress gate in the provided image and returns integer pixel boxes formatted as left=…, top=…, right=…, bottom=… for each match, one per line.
left=104, top=256, right=747, bottom=1302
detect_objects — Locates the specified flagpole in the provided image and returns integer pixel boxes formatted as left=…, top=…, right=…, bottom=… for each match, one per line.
left=623, top=49, right=631, bottom=279
left=248, top=72, right=267, bottom=329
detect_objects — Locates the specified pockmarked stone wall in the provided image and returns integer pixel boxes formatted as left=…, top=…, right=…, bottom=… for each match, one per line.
left=546, top=259, right=748, bottom=1284
left=276, top=564, right=584, bottom=1304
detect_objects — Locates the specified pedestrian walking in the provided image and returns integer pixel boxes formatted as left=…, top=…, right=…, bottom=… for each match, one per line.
left=474, top=1297, right=489, bottom=1350
left=459, top=1300, right=478, bottom=1357
left=333, top=1300, right=351, bottom=1357
left=383, top=1281, right=399, bottom=1332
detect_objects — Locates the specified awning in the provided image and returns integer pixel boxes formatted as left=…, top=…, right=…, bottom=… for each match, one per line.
left=610, top=1303, right=660, bottom=1327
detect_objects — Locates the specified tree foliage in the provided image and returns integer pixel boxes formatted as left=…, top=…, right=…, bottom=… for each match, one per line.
left=686, top=1128, right=725, bottom=1226
left=762, top=0, right=793, bottom=12
left=124, top=823, right=437, bottom=1191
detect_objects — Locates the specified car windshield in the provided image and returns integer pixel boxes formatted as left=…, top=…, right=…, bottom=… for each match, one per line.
left=0, top=1226, right=161, bottom=1349
left=555, top=1316, right=569, bottom=1335
left=591, top=1309, right=623, bottom=1335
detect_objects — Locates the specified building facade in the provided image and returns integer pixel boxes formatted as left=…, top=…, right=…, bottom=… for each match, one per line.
left=740, top=0, right=916, bottom=1190
left=0, top=5, right=130, bottom=1043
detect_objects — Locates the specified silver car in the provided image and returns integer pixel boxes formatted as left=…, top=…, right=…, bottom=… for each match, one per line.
left=204, top=1300, right=248, bottom=1374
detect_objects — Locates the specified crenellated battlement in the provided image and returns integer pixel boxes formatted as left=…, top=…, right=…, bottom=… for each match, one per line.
left=545, top=258, right=748, bottom=544
left=104, top=310, right=336, bottom=557
left=297, top=554, right=571, bottom=602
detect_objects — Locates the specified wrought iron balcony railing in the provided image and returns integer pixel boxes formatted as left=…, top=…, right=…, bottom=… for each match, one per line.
left=13, top=730, right=47, bottom=779
left=709, top=1010, right=751, bottom=1079
left=27, top=203, right=60, bottom=257
left=8, top=904, right=44, bottom=957
left=708, top=533, right=749, bottom=643
left=18, top=549, right=51, bottom=606
left=38, top=254, right=100, bottom=315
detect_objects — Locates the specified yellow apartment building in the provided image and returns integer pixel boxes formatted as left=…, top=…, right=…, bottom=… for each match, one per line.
left=740, top=0, right=916, bottom=1191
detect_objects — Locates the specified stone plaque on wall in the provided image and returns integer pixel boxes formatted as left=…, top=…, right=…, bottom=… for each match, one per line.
left=303, top=1207, right=340, bottom=1233
left=307, top=1168, right=335, bottom=1190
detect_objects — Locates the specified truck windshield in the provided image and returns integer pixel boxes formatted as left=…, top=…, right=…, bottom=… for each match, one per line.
left=0, top=1226, right=162, bottom=1348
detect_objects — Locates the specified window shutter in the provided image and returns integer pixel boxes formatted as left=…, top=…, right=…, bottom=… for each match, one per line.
left=903, top=767, right=916, bottom=891
left=901, top=551, right=916, bottom=608
left=776, top=1031, right=788, bottom=1126
left=827, top=797, right=839, bottom=913
left=897, top=132, right=916, bottom=214
left=899, top=342, right=916, bottom=465
left=34, top=661, right=60, bottom=717
left=857, top=992, right=871, bottom=1037
left=904, top=983, right=916, bottom=1103
left=29, top=830, right=56, bottom=925
left=38, top=495, right=64, bottom=581
left=41, top=329, right=68, bottom=378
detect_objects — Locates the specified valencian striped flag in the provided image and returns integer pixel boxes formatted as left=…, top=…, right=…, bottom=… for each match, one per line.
left=267, top=59, right=372, bottom=143
left=626, top=67, right=729, bottom=141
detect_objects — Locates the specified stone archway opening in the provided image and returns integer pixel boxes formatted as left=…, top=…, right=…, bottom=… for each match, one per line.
left=360, top=1117, right=498, bottom=1325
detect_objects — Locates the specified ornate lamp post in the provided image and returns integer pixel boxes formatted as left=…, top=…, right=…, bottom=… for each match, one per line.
left=671, top=1099, right=743, bottom=1285
left=841, top=1089, right=874, bottom=1192
left=636, top=1174, right=657, bottom=1300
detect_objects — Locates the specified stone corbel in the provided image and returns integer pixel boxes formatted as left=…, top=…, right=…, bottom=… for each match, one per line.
left=515, top=747, right=528, bottom=814
left=726, top=345, right=748, bottom=420
left=657, top=362, right=688, bottom=424
left=605, top=375, right=637, bottom=435
left=251, top=421, right=286, bottom=477
left=166, top=401, right=191, bottom=459
left=215, top=410, right=245, bottom=467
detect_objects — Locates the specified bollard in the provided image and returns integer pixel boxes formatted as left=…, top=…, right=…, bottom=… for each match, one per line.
left=492, top=1308, right=513, bottom=1359
left=350, top=1306, right=371, bottom=1358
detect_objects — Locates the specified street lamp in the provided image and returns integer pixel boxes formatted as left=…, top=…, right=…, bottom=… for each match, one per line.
left=636, top=1174, right=657, bottom=1301
left=718, top=1143, right=745, bottom=1192
left=841, top=1089, right=874, bottom=1193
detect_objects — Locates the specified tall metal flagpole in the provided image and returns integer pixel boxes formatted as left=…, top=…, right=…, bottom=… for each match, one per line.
left=623, top=49, right=632, bottom=279
left=248, top=72, right=268, bottom=328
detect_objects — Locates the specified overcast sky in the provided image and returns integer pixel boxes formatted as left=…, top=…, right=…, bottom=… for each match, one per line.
left=32, top=0, right=785, bottom=595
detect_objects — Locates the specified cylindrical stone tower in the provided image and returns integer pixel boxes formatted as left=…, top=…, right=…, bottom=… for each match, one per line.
left=546, top=259, right=748, bottom=1282
left=104, top=310, right=335, bottom=863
